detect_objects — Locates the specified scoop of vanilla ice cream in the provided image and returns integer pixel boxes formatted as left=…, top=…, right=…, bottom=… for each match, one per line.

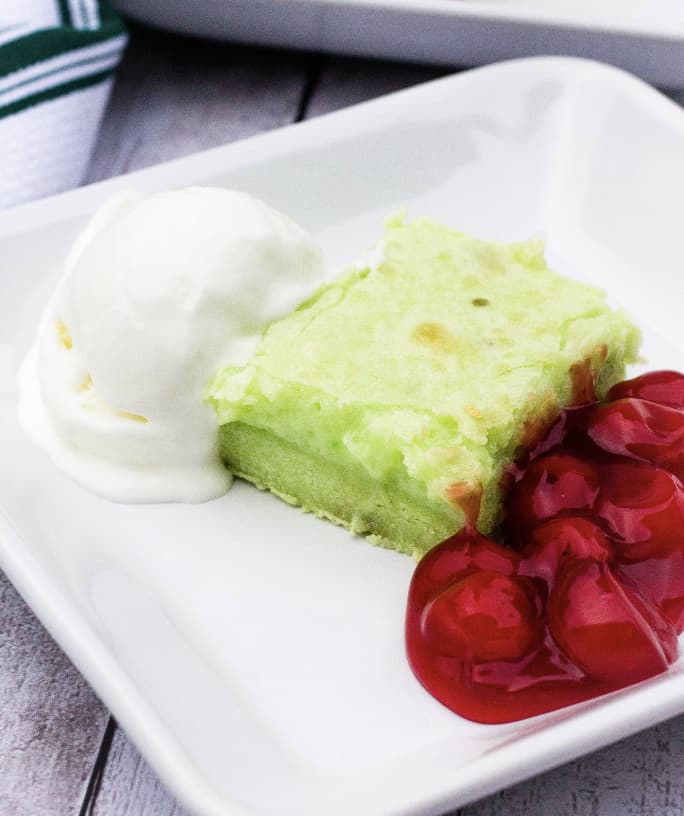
left=18, top=187, right=325, bottom=502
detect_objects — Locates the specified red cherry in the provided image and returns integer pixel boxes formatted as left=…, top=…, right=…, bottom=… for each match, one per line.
left=420, top=570, right=541, bottom=662
left=608, top=370, right=684, bottom=409
left=409, top=526, right=519, bottom=609
left=597, top=461, right=684, bottom=560
left=522, top=516, right=612, bottom=587
left=507, top=453, right=600, bottom=535
left=586, top=398, right=684, bottom=480
left=596, top=461, right=684, bottom=628
left=547, top=560, right=678, bottom=684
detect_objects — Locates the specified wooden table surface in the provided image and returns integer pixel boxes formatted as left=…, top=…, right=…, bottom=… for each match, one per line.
left=4, top=23, right=684, bottom=816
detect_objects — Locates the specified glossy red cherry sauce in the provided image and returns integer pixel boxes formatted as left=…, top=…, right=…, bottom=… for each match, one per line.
left=406, top=370, right=684, bottom=723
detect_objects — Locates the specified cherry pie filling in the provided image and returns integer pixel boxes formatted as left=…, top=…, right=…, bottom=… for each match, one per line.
left=406, top=371, right=684, bottom=723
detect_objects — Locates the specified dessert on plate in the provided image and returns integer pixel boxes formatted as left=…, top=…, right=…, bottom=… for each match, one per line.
left=24, top=185, right=680, bottom=723
left=207, top=214, right=640, bottom=557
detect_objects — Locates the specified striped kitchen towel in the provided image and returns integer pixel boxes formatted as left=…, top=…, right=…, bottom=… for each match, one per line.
left=0, top=0, right=127, bottom=209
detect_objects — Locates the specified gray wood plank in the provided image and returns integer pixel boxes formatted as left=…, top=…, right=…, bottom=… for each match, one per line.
left=460, top=716, right=684, bottom=816
left=86, top=28, right=315, bottom=184
left=87, top=711, right=684, bottom=816
left=0, top=571, right=110, bottom=816
left=90, top=726, right=189, bottom=816
left=305, top=54, right=445, bottom=119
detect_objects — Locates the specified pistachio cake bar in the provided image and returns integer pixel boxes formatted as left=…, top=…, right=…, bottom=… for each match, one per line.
left=207, top=217, right=639, bottom=557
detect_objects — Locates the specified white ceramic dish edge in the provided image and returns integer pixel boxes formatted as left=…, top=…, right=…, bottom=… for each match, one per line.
left=110, top=0, right=684, bottom=87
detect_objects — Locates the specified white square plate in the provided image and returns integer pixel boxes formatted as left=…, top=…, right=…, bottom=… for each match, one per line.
left=2, top=57, right=684, bottom=816
left=111, top=0, right=684, bottom=87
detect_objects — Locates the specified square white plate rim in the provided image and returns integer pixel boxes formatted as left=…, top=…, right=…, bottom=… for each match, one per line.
left=113, top=0, right=684, bottom=44
left=109, top=0, right=684, bottom=89
left=3, top=57, right=684, bottom=816
left=302, top=0, right=684, bottom=40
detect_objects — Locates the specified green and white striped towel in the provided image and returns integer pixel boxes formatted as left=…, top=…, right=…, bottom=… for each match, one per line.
left=1, top=0, right=127, bottom=209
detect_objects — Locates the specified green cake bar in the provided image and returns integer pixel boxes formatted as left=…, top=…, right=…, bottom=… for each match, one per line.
left=207, top=216, right=640, bottom=558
